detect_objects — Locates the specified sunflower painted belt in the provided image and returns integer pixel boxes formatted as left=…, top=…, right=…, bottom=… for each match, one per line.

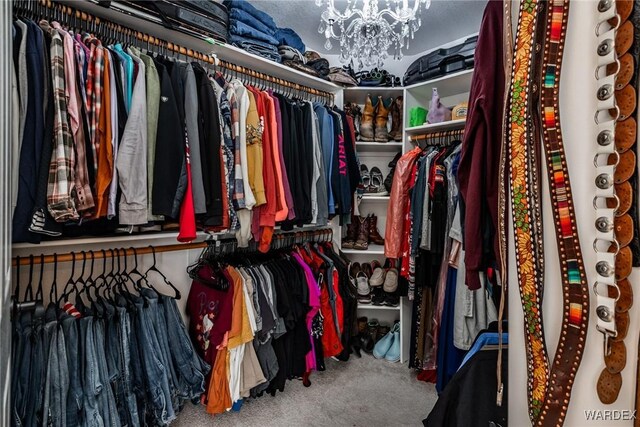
left=507, top=0, right=590, bottom=426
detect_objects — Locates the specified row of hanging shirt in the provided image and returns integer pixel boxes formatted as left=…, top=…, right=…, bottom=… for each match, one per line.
left=384, top=139, right=498, bottom=391
left=11, top=16, right=361, bottom=246
left=185, top=239, right=358, bottom=416
left=11, top=250, right=208, bottom=427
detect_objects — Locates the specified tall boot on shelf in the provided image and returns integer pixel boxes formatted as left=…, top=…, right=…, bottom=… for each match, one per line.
left=360, top=95, right=377, bottom=141
left=391, top=96, right=404, bottom=142
left=368, top=214, right=385, bottom=246
left=389, top=96, right=403, bottom=141
left=353, top=215, right=370, bottom=250
left=375, top=96, right=393, bottom=142
left=341, top=216, right=359, bottom=249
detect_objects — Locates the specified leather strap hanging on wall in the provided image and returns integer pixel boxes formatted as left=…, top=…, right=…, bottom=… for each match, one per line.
left=508, top=0, right=590, bottom=425
left=507, top=0, right=548, bottom=421
left=594, top=0, right=636, bottom=406
left=535, top=1, right=590, bottom=424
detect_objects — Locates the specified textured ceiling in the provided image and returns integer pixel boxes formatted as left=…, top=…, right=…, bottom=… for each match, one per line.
left=251, top=0, right=488, bottom=54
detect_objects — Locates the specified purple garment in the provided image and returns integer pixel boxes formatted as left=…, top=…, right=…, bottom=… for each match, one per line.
left=271, top=92, right=296, bottom=220
left=457, top=0, right=505, bottom=290
left=292, top=253, right=321, bottom=372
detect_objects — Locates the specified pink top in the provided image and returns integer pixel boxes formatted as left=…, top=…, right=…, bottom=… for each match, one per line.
left=292, top=253, right=321, bottom=372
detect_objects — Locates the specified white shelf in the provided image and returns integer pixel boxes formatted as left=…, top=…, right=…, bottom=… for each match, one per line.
left=361, top=195, right=390, bottom=201
left=405, top=118, right=466, bottom=136
left=343, top=87, right=404, bottom=104
left=341, top=244, right=385, bottom=255
left=11, top=231, right=210, bottom=249
left=355, top=141, right=403, bottom=152
left=357, top=304, right=400, bottom=311
left=58, top=0, right=341, bottom=93
left=404, top=69, right=474, bottom=97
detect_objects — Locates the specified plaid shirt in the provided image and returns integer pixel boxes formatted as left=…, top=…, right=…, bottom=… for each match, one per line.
left=214, top=79, right=239, bottom=231
left=83, top=35, right=103, bottom=171
left=41, top=21, right=78, bottom=222
left=225, top=84, right=246, bottom=210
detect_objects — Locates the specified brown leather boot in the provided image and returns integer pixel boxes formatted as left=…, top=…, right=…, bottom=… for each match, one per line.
left=357, top=316, right=368, bottom=334
left=345, top=102, right=362, bottom=139
left=388, top=98, right=400, bottom=141
left=388, top=96, right=403, bottom=141
left=341, top=216, right=359, bottom=249
left=375, top=96, right=392, bottom=142
left=360, top=96, right=377, bottom=141
left=368, top=214, right=385, bottom=245
left=353, top=216, right=370, bottom=250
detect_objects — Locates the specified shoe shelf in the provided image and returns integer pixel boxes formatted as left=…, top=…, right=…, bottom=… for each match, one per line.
left=405, top=118, right=466, bottom=137
left=361, top=195, right=390, bottom=201
left=343, top=87, right=404, bottom=104
left=355, top=141, right=404, bottom=152
left=341, top=243, right=385, bottom=255
left=357, top=303, right=400, bottom=311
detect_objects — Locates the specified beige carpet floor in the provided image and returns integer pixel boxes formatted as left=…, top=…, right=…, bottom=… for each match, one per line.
left=173, top=354, right=437, bottom=427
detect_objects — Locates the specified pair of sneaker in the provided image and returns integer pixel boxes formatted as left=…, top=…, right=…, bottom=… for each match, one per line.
left=370, top=265, right=399, bottom=306
left=373, top=322, right=401, bottom=362
left=353, top=260, right=398, bottom=304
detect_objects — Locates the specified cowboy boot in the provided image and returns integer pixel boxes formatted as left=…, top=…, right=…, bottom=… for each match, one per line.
left=353, top=215, right=370, bottom=250
left=360, top=95, right=377, bottom=141
left=388, top=97, right=400, bottom=141
left=375, top=96, right=392, bottom=142
left=367, top=214, right=385, bottom=245
left=391, top=96, right=403, bottom=141
left=341, top=216, right=359, bottom=249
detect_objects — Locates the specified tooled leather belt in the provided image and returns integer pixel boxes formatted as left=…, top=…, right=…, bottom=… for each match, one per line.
left=507, top=0, right=590, bottom=425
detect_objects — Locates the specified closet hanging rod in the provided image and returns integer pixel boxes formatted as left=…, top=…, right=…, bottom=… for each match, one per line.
left=410, top=128, right=465, bottom=143
left=11, top=227, right=334, bottom=266
left=217, top=59, right=334, bottom=100
left=12, top=242, right=207, bottom=267
left=20, top=0, right=335, bottom=100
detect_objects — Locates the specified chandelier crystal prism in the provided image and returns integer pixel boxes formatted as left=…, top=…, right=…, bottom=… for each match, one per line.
left=316, top=0, right=431, bottom=69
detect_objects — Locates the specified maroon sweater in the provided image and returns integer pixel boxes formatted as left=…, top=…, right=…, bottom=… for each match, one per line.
left=457, top=0, right=505, bottom=290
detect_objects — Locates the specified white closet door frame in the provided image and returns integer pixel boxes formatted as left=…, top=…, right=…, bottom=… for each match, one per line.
left=0, top=2, right=13, bottom=425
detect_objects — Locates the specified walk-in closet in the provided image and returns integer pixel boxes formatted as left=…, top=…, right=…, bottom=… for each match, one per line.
left=2, top=1, right=640, bottom=426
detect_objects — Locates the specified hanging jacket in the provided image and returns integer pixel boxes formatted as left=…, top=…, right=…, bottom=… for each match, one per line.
left=151, top=58, right=184, bottom=218
left=457, top=1, right=505, bottom=290
left=385, top=147, right=422, bottom=258
left=192, top=63, right=224, bottom=226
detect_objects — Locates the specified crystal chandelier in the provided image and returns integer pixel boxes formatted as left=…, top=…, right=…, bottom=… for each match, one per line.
left=316, top=0, right=431, bottom=69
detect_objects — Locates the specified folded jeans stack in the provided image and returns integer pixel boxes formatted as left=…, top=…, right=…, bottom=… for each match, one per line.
left=225, top=0, right=280, bottom=62
left=225, top=0, right=305, bottom=64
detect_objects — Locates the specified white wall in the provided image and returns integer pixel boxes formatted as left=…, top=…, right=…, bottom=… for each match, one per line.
left=508, top=1, right=640, bottom=425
